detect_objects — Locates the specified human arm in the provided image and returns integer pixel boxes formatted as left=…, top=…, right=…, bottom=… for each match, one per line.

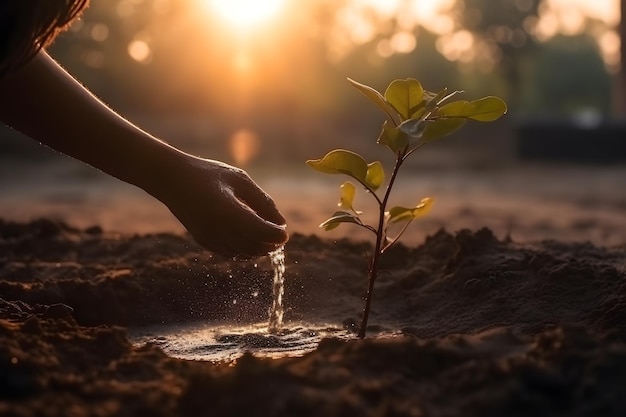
left=0, top=50, right=288, bottom=258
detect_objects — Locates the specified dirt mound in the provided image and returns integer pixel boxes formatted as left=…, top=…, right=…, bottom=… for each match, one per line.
left=2, top=218, right=626, bottom=416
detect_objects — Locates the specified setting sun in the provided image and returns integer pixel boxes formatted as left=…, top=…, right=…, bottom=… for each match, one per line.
left=205, top=0, right=285, bottom=27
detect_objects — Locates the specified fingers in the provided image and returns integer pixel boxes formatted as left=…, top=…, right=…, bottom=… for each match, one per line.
left=196, top=229, right=281, bottom=259
left=223, top=186, right=288, bottom=246
left=231, top=173, right=287, bottom=227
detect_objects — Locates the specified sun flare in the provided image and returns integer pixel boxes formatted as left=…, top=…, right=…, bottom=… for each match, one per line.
left=205, top=0, right=285, bottom=27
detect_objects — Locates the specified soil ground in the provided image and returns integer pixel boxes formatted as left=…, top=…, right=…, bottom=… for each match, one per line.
left=1, top=156, right=626, bottom=416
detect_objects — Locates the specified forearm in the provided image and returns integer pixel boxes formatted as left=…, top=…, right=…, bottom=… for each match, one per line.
left=0, top=50, right=184, bottom=194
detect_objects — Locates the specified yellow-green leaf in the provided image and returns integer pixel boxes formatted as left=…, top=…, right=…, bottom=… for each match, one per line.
left=421, top=118, right=466, bottom=142
left=347, top=78, right=396, bottom=121
left=365, top=161, right=385, bottom=191
left=387, top=197, right=434, bottom=224
left=438, top=100, right=472, bottom=117
left=319, top=211, right=362, bottom=231
left=439, top=97, right=507, bottom=121
left=377, top=120, right=409, bottom=153
left=384, top=78, right=424, bottom=120
left=306, top=149, right=368, bottom=182
left=338, top=181, right=362, bottom=213
left=465, top=96, right=507, bottom=121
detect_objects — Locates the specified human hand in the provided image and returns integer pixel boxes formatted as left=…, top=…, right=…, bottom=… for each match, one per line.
left=154, top=155, right=288, bottom=259
left=0, top=51, right=285, bottom=258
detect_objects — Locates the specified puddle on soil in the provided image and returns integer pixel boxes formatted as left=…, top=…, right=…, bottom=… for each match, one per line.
left=129, top=322, right=352, bottom=362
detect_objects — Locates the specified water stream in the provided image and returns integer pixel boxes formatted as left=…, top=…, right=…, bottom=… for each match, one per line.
left=267, top=245, right=286, bottom=333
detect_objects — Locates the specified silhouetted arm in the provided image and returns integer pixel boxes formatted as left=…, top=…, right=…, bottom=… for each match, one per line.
left=0, top=50, right=287, bottom=258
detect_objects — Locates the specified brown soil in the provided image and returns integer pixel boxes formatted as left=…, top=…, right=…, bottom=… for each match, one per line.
left=2, top=218, right=626, bottom=416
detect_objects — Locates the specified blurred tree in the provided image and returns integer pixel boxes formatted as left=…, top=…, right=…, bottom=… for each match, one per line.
left=524, top=34, right=611, bottom=119
left=451, top=0, right=617, bottom=119
left=449, top=0, right=541, bottom=107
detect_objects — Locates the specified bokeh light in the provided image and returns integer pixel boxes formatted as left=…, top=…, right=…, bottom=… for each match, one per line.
left=229, top=129, right=260, bottom=166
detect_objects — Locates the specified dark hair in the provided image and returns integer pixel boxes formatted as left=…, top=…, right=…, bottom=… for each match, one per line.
left=0, top=0, right=90, bottom=77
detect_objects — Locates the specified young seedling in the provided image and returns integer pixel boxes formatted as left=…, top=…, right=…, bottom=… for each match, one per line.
left=307, top=78, right=507, bottom=338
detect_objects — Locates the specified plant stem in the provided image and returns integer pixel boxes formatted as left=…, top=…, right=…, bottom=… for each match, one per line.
left=357, top=153, right=405, bottom=338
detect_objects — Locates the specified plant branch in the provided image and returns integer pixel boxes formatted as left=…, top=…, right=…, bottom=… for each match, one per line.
left=359, top=223, right=378, bottom=235
left=381, top=219, right=414, bottom=253
left=402, top=141, right=427, bottom=161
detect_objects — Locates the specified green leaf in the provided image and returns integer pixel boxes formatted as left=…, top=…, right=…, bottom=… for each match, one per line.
left=384, top=78, right=424, bottom=120
left=438, top=100, right=472, bottom=117
left=319, top=211, right=362, bottom=231
left=465, top=96, right=507, bottom=121
left=338, top=181, right=362, bottom=214
left=347, top=78, right=396, bottom=121
left=365, top=161, right=385, bottom=191
left=387, top=197, right=434, bottom=224
left=377, top=120, right=409, bottom=153
left=410, top=88, right=458, bottom=119
left=421, top=118, right=466, bottom=142
left=439, top=97, right=507, bottom=121
left=306, top=149, right=368, bottom=182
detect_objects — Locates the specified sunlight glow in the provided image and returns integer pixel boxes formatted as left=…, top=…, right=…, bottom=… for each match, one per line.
left=205, top=0, right=285, bottom=27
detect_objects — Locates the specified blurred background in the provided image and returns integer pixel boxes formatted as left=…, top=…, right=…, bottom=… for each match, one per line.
left=1, top=0, right=625, bottom=245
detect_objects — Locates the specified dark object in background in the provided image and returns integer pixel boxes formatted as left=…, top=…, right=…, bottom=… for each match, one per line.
left=516, top=121, right=626, bottom=164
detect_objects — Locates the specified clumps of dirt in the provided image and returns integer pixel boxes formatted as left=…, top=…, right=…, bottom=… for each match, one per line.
left=2, top=218, right=626, bottom=416
left=284, top=227, right=626, bottom=339
left=0, top=311, right=188, bottom=416
left=0, top=218, right=276, bottom=326
left=1, top=219, right=626, bottom=338
left=3, top=308, right=626, bottom=417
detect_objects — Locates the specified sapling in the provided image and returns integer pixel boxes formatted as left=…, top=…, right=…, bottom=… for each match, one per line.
left=307, top=78, right=507, bottom=338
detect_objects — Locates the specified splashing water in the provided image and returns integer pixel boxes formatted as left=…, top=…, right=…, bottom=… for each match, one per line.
left=129, top=323, right=353, bottom=362
left=267, top=245, right=286, bottom=333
